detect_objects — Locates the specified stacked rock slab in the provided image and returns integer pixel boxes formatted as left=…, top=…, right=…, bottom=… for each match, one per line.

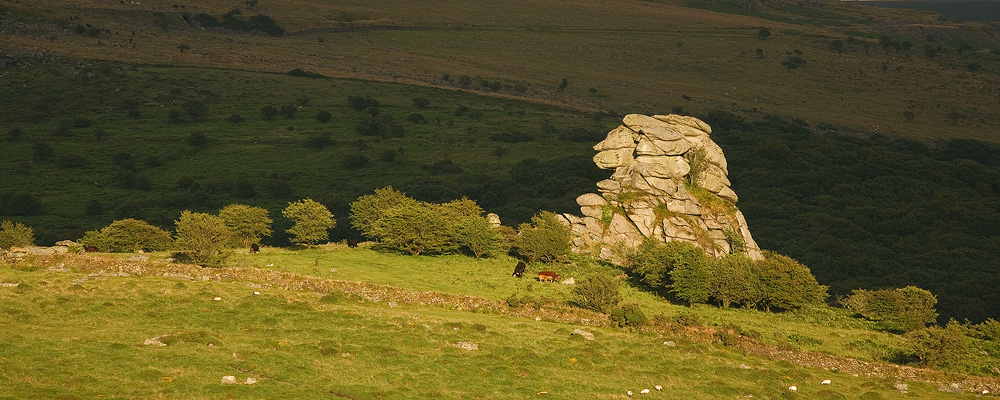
left=559, top=114, right=763, bottom=264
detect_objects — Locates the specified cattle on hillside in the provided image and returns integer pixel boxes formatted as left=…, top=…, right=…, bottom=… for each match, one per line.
left=512, top=261, right=526, bottom=278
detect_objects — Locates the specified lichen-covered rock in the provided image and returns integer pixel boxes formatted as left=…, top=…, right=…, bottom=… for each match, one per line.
left=564, top=113, right=762, bottom=260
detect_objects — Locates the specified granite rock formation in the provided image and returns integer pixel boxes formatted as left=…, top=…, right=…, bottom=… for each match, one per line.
left=558, top=114, right=762, bottom=264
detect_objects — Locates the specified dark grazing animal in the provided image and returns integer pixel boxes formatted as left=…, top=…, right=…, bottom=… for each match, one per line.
left=85, top=246, right=98, bottom=253
left=538, top=271, right=561, bottom=283
left=249, top=243, right=260, bottom=253
left=347, top=239, right=360, bottom=248
left=512, top=261, right=526, bottom=278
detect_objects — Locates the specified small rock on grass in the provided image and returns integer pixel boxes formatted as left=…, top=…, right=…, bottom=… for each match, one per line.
left=451, top=342, right=479, bottom=351
left=221, top=376, right=237, bottom=384
left=572, top=329, right=595, bottom=340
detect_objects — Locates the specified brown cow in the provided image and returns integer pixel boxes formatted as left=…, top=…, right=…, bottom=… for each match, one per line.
left=538, top=271, right=561, bottom=283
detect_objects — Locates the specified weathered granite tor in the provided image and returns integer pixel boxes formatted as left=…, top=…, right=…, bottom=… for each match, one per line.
left=558, top=114, right=763, bottom=264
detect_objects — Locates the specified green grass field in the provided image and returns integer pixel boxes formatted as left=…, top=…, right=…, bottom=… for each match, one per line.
left=2, top=249, right=994, bottom=399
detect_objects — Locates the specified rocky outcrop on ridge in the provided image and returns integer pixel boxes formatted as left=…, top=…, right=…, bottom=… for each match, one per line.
left=558, top=114, right=762, bottom=263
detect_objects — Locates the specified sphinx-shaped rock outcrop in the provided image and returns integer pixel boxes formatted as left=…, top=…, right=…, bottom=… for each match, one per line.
left=560, top=114, right=762, bottom=264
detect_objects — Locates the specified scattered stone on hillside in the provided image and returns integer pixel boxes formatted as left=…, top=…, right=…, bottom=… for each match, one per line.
left=163, top=273, right=195, bottom=281
left=45, top=265, right=71, bottom=273
left=894, top=382, right=908, bottom=393
left=562, top=113, right=763, bottom=263
left=128, top=254, right=149, bottom=262
left=572, top=329, right=595, bottom=341
left=560, top=277, right=575, bottom=285
left=487, top=213, right=502, bottom=227
left=938, top=384, right=963, bottom=394
left=388, top=301, right=398, bottom=308
left=0, top=282, right=20, bottom=288
left=740, top=364, right=751, bottom=369
left=244, top=377, right=258, bottom=385
left=663, top=341, right=676, bottom=347
left=143, top=336, right=168, bottom=347
left=221, top=376, right=237, bottom=385
left=451, top=342, right=479, bottom=351
left=55, top=240, right=78, bottom=247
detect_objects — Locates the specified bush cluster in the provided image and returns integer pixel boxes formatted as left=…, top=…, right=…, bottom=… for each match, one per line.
left=79, top=219, right=173, bottom=252
left=842, top=286, right=938, bottom=332
left=0, top=220, right=35, bottom=250
left=625, top=241, right=827, bottom=312
left=350, top=187, right=509, bottom=257
left=194, top=10, right=284, bottom=36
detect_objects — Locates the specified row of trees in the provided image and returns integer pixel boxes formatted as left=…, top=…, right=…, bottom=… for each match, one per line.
left=624, top=240, right=829, bottom=312
left=69, top=188, right=572, bottom=266
left=77, top=200, right=333, bottom=265
left=350, top=187, right=571, bottom=261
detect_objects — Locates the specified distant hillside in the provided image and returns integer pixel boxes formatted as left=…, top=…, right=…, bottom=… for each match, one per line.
left=1, top=0, right=998, bottom=142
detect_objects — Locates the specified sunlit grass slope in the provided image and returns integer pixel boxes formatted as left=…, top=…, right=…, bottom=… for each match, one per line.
left=0, top=250, right=985, bottom=399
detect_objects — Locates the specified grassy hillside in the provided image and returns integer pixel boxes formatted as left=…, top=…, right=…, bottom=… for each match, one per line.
left=2, top=249, right=997, bottom=399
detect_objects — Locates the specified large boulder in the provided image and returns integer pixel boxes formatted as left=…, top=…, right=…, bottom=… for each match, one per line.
left=564, top=113, right=762, bottom=261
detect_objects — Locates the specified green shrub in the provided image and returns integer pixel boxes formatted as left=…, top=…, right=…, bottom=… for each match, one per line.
left=174, top=210, right=231, bottom=266
left=707, top=253, right=758, bottom=309
left=371, top=197, right=482, bottom=256
left=348, top=95, right=380, bottom=111
left=905, top=321, right=968, bottom=368
left=283, top=199, right=336, bottom=245
left=669, top=250, right=711, bottom=306
left=975, top=318, right=1000, bottom=341
left=456, top=215, right=508, bottom=258
left=756, top=251, right=828, bottom=311
left=218, top=204, right=272, bottom=248
left=78, top=219, right=173, bottom=252
left=843, top=286, right=938, bottom=332
left=629, top=239, right=707, bottom=291
left=411, top=97, right=430, bottom=108
left=513, top=211, right=570, bottom=264
left=350, top=187, right=420, bottom=239
left=315, top=110, right=331, bottom=122
left=572, top=273, right=621, bottom=313
left=609, top=303, right=647, bottom=328
left=0, top=220, right=35, bottom=250
left=261, top=104, right=277, bottom=120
